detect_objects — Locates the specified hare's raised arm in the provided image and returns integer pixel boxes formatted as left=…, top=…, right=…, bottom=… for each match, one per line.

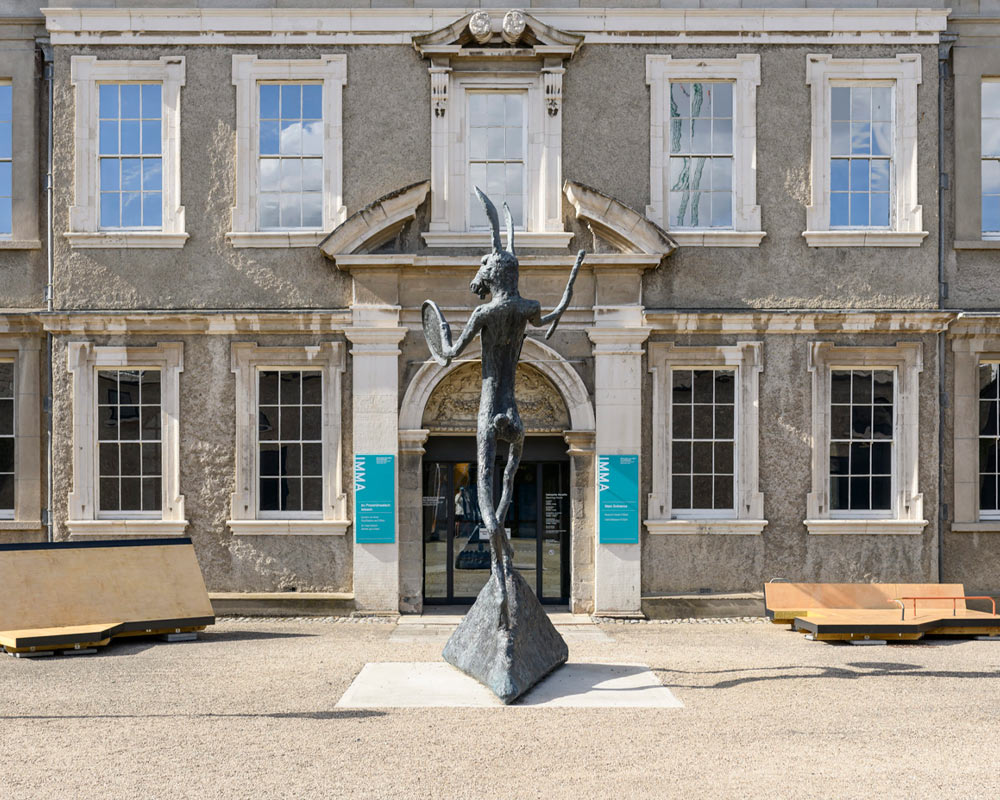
left=444, top=306, right=486, bottom=360
left=531, top=249, right=586, bottom=340
left=422, top=300, right=486, bottom=367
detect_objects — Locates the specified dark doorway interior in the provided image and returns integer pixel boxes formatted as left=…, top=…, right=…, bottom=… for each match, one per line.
left=422, top=436, right=570, bottom=604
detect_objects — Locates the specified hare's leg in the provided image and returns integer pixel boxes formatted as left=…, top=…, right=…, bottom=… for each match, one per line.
left=476, top=425, right=515, bottom=629
left=494, top=436, right=522, bottom=572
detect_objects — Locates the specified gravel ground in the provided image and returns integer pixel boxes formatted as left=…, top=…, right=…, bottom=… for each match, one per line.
left=1, top=618, right=999, bottom=800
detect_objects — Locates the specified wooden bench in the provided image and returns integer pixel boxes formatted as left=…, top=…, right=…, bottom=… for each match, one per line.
left=0, top=538, right=214, bottom=656
left=764, top=582, right=1000, bottom=642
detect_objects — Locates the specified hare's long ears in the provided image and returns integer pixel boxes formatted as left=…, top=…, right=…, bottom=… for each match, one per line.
left=503, top=202, right=515, bottom=257
left=475, top=186, right=503, bottom=253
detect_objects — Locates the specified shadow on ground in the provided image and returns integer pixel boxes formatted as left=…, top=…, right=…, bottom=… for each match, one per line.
left=654, top=660, right=1000, bottom=689
left=0, top=710, right=384, bottom=721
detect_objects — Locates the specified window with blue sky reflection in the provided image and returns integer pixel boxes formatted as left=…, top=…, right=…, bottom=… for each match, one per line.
left=98, top=83, right=162, bottom=229
left=0, top=83, right=11, bottom=237
left=983, top=81, right=1000, bottom=237
left=258, top=82, right=323, bottom=230
left=830, top=85, right=892, bottom=229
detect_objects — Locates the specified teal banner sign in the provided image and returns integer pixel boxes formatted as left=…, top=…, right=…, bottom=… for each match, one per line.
left=354, top=454, right=395, bottom=544
left=597, top=454, right=639, bottom=544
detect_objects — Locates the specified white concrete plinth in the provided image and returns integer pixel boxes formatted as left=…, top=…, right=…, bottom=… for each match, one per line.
left=335, top=662, right=683, bottom=708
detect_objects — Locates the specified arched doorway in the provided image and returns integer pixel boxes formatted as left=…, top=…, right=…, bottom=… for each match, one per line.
left=398, top=338, right=596, bottom=611
left=421, top=362, right=571, bottom=604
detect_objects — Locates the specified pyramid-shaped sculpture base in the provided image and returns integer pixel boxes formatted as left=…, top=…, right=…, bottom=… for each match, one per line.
left=442, top=567, right=569, bottom=704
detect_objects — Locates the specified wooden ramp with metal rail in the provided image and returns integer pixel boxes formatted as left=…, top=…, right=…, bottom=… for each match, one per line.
left=764, top=582, right=1000, bottom=642
left=0, top=538, right=215, bottom=656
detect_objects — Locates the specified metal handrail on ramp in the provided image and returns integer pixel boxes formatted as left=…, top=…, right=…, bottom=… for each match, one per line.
left=899, top=596, right=997, bottom=621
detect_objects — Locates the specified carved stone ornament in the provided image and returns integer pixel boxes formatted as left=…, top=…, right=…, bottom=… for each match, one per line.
left=412, top=12, right=583, bottom=59
left=502, top=10, right=527, bottom=46
left=468, top=10, right=493, bottom=44
left=422, top=361, right=571, bottom=433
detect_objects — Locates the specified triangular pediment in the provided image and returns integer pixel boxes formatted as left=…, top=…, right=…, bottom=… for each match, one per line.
left=413, top=10, right=583, bottom=58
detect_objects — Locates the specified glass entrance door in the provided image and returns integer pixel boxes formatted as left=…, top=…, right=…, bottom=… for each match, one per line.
left=422, top=458, right=570, bottom=604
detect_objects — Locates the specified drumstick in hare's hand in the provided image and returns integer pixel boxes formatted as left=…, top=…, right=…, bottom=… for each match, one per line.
left=543, top=249, right=585, bottom=340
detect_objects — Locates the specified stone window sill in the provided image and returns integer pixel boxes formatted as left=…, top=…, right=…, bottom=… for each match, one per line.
left=227, top=519, right=350, bottom=536
left=805, top=519, right=927, bottom=535
left=64, top=231, right=189, bottom=249
left=668, top=230, right=766, bottom=248
left=802, top=230, right=928, bottom=248
left=645, top=519, right=767, bottom=535
left=67, top=519, right=189, bottom=537
left=226, top=230, right=326, bottom=248
left=950, top=522, right=1000, bottom=533
left=0, top=520, right=43, bottom=531
left=0, top=239, right=42, bottom=250
left=421, top=231, right=574, bottom=249
left=953, top=240, right=1000, bottom=250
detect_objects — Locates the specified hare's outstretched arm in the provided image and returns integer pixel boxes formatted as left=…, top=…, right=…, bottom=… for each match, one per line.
left=442, top=306, right=486, bottom=361
left=531, top=249, right=585, bottom=339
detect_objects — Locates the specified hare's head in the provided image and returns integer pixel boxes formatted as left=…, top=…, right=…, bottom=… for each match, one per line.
left=469, top=187, right=518, bottom=300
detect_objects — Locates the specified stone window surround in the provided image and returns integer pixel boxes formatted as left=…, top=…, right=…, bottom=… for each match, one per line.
left=645, top=54, right=765, bottom=248
left=803, top=54, right=926, bottom=248
left=951, top=338, right=1000, bottom=532
left=645, top=341, right=766, bottom=535
left=66, top=342, right=187, bottom=537
left=227, top=55, right=347, bottom=249
left=0, top=337, right=42, bottom=529
left=66, top=56, right=187, bottom=249
left=0, top=43, right=41, bottom=250
left=423, top=69, right=572, bottom=249
left=952, top=46, right=1000, bottom=250
left=806, top=341, right=926, bottom=535
left=228, top=342, right=348, bottom=536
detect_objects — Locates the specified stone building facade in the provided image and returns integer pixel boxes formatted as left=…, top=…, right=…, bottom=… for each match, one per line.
left=0, top=1, right=996, bottom=616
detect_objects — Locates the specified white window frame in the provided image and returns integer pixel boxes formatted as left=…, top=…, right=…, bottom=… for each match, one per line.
left=423, top=71, right=571, bottom=249
left=228, top=342, right=348, bottom=536
left=67, top=56, right=187, bottom=249
left=94, top=368, right=164, bottom=520
left=228, top=55, right=347, bottom=248
left=646, top=55, right=763, bottom=248
left=951, top=338, right=1000, bottom=531
left=465, top=89, right=529, bottom=232
left=976, top=360, right=1000, bottom=521
left=982, top=79, right=1000, bottom=241
left=803, top=54, right=926, bottom=247
left=0, top=79, right=11, bottom=242
left=0, top=337, right=42, bottom=529
left=0, top=42, right=41, bottom=250
left=66, top=342, right=187, bottom=536
left=806, top=342, right=925, bottom=535
left=645, top=341, right=766, bottom=535
left=825, top=367, right=896, bottom=521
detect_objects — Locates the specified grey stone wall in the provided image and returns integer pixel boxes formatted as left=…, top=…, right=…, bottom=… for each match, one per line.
left=49, top=44, right=435, bottom=311
left=50, top=332, right=355, bottom=593
left=46, top=40, right=940, bottom=312
left=565, top=43, right=941, bottom=310
left=641, top=331, right=941, bottom=594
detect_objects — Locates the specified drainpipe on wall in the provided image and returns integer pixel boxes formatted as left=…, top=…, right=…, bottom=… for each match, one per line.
left=938, top=33, right=957, bottom=582
left=38, top=37, right=54, bottom=542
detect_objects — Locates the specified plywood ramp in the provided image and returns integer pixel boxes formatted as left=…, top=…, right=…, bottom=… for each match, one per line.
left=764, top=582, right=1000, bottom=642
left=765, top=583, right=966, bottom=624
left=0, top=538, right=214, bottom=654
